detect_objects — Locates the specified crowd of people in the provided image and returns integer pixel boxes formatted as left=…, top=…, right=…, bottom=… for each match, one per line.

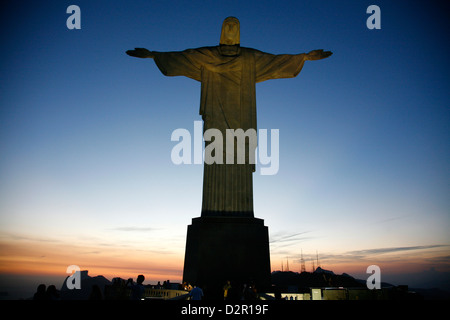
left=32, top=276, right=260, bottom=300
left=222, top=280, right=259, bottom=300
left=32, top=275, right=148, bottom=300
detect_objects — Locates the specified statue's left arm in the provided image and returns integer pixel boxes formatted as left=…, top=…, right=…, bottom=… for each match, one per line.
left=305, top=49, right=333, bottom=61
left=254, top=49, right=332, bottom=83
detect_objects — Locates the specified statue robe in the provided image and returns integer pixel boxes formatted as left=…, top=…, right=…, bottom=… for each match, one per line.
left=153, top=46, right=306, bottom=217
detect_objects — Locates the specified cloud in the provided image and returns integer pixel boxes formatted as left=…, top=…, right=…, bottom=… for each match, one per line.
left=370, top=214, right=412, bottom=225
left=316, top=245, right=450, bottom=265
left=269, top=231, right=314, bottom=245
left=109, top=226, right=158, bottom=232
left=135, top=248, right=176, bottom=255
left=426, top=255, right=450, bottom=264
left=79, top=251, right=101, bottom=255
left=270, top=231, right=312, bottom=243
left=269, top=231, right=314, bottom=252
left=346, top=245, right=447, bottom=256
left=0, top=232, right=62, bottom=244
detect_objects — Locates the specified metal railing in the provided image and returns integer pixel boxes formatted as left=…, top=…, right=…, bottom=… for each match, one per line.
left=145, top=288, right=190, bottom=300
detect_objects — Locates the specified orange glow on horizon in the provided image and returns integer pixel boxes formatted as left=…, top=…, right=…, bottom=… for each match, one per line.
left=0, top=239, right=184, bottom=284
left=2, top=238, right=449, bottom=286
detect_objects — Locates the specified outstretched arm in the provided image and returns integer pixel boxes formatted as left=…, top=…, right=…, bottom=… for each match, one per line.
left=254, top=48, right=332, bottom=82
left=126, top=47, right=204, bottom=81
left=126, top=48, right=155, bottom=58
left=305, top=49, right=332, bottom=61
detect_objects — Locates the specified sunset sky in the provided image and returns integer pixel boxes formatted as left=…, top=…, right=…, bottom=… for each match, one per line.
left=1, top=0, right=449, bottom=298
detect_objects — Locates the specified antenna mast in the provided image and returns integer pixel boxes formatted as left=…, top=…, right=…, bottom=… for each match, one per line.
left=316, top=250, right=321, bottom=269
left=300, top=249, right=306, bottom=273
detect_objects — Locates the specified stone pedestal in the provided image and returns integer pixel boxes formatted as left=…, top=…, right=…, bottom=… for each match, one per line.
left=182, top=216, right=271, bottom=299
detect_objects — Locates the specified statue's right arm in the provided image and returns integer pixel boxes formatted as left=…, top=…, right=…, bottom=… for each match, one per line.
left=126, top=48, right=155, bottom=59
left=126, top=47, right=204, bottom=81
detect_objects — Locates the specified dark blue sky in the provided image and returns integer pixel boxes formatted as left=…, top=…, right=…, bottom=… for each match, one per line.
left=0, top=0, right=449, bottom=292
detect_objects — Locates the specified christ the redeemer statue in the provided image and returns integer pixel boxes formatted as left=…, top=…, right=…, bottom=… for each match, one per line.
left=127, top=17, right=332, bottom=218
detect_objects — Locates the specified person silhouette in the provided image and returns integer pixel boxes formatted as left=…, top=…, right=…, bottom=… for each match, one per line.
left=189, top=284, right=204, bottom=300
left=46, top=285, right=59, bottom=300
left=223, top=280, right=232, bottom=300
left=33, top=284, right=48, bottom=300
left=127, top=275, right=146, bottom=300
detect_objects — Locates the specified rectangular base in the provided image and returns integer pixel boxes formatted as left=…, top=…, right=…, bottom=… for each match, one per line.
left=182, top=216, right=271, bottom=299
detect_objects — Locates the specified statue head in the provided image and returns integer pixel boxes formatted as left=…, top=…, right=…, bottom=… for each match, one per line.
left=220, top=17, right=240, bottom=45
